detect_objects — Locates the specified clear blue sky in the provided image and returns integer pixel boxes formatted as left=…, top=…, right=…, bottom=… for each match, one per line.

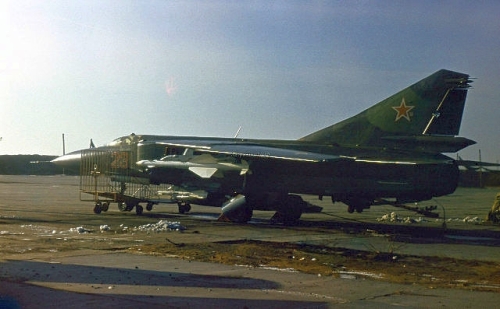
left=1, top=1, right=499, bottom=163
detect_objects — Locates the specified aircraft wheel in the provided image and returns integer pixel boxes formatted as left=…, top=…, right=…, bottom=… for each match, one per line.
left=344, top=197, right=370, bottom=214
left=223, top=205, right=252, bottom=223
left=146, top=202, right=154, bottom=211
left=93, top=202, right=102, bottom=214
left=101, top=202, right=109, bottom=212
left=117, top=202, right=127, bottom=212
left=237, top=207, right=253, bottom=223
left=277, top=195, right=305, bottom=225
left=136, top=205, right=144, bottom=215
left=220, top=195, right=253, bottom=223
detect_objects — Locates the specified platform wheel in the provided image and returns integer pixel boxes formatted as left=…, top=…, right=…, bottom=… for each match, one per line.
left=93, top=202, right=102, bottom=214
left=136, top=205, right=144, bottom=215
left=117, top=202, right=127, bottom=212
left=146, top=202, right=154, bottom=211
left=178, top=202, right=191, bottom=214
left=101, top=202, right=109, bottom=212
left=125, top=202, right=135, bottom=212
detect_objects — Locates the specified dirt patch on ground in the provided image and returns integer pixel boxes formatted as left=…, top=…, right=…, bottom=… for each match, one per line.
left=132, top=239, right=500, bottom=292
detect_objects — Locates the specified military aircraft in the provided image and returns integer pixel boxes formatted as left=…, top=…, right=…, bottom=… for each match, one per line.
left=52, top=69, right=476, bottom=224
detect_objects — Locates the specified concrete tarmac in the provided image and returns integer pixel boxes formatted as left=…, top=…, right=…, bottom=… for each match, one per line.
left=1, top=175, right=499, bottom=308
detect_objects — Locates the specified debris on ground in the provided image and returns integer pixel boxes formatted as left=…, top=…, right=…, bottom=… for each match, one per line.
left=69, top=226, right=92, bottom=234
left=453, top=216, right=482, bottom=223
left=133, top=220, right=186, bottom=233
left=376, top=212, right=427, bottom=224
left=65, top=221, right=186, bottom=235
left=376, top=212, right=484, bottom=224
left=132, top=239, right=500, bottom=292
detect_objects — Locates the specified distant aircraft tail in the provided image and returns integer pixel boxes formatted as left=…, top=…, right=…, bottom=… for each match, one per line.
left=299, top=69, right=475, bottom=153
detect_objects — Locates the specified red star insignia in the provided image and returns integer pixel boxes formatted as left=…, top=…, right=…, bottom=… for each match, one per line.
left=392, top=98, right=414, bottom=121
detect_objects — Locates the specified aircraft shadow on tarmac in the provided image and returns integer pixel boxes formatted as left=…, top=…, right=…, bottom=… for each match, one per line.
left=194, top=211, right=500, bottom=246
left=0, top=259, right=330, bottom=308
left=124, top=208, right=500, bottom=247
left=0, top=259, right=279, bottom=289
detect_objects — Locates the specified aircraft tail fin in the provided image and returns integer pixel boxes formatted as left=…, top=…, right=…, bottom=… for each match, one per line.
left=299, top=69, right=474, bottom=152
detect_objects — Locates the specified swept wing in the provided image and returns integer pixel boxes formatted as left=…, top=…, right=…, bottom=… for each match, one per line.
left=146, top=140, right=352, bottom=163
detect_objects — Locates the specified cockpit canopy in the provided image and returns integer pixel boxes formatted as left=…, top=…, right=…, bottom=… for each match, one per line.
left=107, top=133, right=141, bottom=147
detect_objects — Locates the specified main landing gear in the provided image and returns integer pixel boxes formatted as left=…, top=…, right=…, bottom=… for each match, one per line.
left=342, top=197, right=372, bottom=214
left=219, top=194, right=307, bottom=225
left=270, top=195, right=307, bottom=226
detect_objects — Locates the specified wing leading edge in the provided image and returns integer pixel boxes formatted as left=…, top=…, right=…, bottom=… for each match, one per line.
left=202, top=144, right=350, bottom=162
left=142, top=140, right=352, bottom=163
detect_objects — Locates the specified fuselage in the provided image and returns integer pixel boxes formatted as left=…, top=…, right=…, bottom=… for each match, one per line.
left=52, top=134, right=459, bottom=206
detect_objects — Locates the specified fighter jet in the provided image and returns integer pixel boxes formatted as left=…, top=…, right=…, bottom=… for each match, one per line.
left=53, top=69, right=476, bottom=224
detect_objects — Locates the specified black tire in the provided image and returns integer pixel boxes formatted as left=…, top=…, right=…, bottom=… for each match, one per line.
left=235, top=207, right=253, bottom=223
left=101, top=202, right=109, bottom=212
left=178, top=203, right=191, bottom=214
left=281, top=195, right=305, bottom=225
left=117, top=202, right=127, bottom=212
left=125, top=202, right=135, bottom=212
left=93, top=202, right=102, bottom=214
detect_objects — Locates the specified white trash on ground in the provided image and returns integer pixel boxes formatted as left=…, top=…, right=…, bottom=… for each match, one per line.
left=376, top=212, right=484, bottom=224
left=133, top=220, right=186, bottom=233
left=69, top=226, right=92, bottom=234
left=68, top=220, right=185, bottom=234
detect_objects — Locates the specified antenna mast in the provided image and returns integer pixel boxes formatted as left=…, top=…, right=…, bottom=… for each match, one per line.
left=62, top=134, right=66, bottom=155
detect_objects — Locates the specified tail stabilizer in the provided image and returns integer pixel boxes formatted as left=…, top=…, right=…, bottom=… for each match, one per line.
left=300, top=69, right=474, bottom=152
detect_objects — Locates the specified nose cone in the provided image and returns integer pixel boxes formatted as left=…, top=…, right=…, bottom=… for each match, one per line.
left=51, top=150, right=82, bottom=171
